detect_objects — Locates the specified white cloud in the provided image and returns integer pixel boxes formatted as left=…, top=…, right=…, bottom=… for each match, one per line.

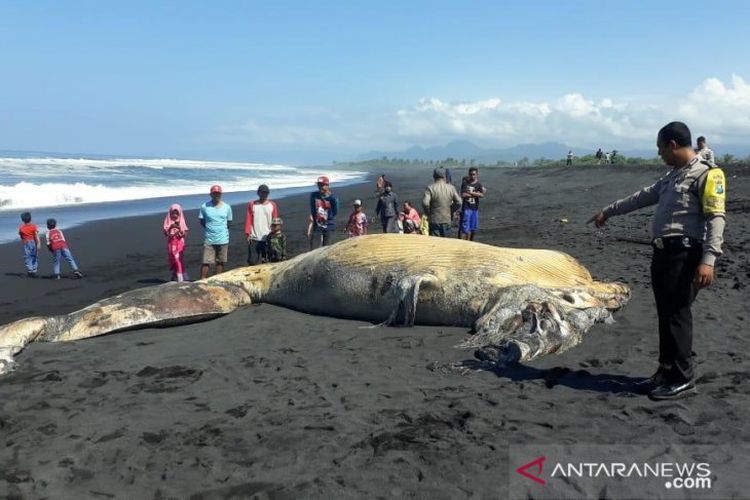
left=395, top=93, right=658, bottom=147
left=679, top=75, right=750, bottom=142
left=214, top=75, right=749, bottom=152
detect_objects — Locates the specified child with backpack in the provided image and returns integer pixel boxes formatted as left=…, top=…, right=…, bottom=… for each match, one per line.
left=45, top=219, right=83, bottom=280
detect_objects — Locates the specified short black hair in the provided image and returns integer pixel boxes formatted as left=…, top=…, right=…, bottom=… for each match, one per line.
left=384, top=180, right=392, bottom=188
left=657, top=121, right=692, bottom=148
left=468, top=167, right=479, bottom=174
left=46, top=218, right=57, bottom=229
left=697, top=136, right=706, bottom=143
left=20, top=212, right=31, bottom=223
left=257, top=184, right=270, bottom=194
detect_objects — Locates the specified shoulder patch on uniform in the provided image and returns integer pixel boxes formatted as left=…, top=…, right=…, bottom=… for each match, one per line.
left=702, top=168, right=726, bottom=214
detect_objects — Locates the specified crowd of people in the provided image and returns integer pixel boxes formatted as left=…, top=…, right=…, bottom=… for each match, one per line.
left=186, top=167, right=489, bottom=279
left=17, top=168, right=488, bottom=281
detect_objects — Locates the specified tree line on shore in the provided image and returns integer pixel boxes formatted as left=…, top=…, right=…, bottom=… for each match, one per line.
left=336, top=152, right=749, bottom=170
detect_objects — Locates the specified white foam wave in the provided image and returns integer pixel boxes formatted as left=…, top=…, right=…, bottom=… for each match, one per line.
left=0, top=172, right=365, bottom=210
left=0, top=156, right=297, bottom=176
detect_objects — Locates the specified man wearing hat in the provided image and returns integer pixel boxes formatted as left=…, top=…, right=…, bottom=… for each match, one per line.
left=244, top=184, right=279, bottom=265
left=422, top=167, right=462, bottom=237
left=309, top=175, right=339, bottom=249
left=199, top=184, right=233, bottom=279
left=264, top=217, right=287, bottom=263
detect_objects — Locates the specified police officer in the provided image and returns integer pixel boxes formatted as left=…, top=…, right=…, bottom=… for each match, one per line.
left=588, top=121, right=726, bottom=400
left=695, top=135, right=716, bottom=165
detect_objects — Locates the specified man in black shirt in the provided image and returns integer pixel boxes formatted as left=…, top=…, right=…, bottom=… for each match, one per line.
left=459, top=167, right=486, bottom=240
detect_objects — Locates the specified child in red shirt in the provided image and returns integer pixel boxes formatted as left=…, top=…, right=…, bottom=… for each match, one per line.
left=346, top=200, right=369, bottom=238
left=18, top=212, right=41, bottom=278
left=46, top=219, right=83, bottom=280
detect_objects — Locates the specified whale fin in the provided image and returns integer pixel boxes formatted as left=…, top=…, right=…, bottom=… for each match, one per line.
left=382, top=274, right=436, bottom=327
left=0, top=281, right=252, bottom=376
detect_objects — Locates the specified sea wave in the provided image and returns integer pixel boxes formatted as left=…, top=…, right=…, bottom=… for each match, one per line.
left=0, top=172, right=363, bottom=210
left=0, top=156, right=297, bottom=174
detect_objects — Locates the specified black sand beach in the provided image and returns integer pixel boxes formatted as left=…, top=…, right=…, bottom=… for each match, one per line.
left=1, top=164, right=748, bottom=498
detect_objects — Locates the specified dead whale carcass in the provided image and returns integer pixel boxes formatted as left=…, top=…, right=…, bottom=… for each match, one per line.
left=0, top=234, right=629, bottom=375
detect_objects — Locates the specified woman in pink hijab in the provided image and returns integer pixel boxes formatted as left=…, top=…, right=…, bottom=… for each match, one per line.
left=163, top=204, right=189, bottom=282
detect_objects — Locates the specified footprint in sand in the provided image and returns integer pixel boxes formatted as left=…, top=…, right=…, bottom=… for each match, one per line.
left=127, top=365, right=203, bottom=394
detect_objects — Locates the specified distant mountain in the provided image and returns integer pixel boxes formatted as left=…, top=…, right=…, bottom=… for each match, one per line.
left=356, top=140, right=750, bottom=163
left=358, top=141, right=590, bottom=163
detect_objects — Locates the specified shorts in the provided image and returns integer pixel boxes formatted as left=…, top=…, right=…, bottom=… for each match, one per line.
left=203, top=243, right=228, bottom=264
left=460, top=208, right=479, bottom=233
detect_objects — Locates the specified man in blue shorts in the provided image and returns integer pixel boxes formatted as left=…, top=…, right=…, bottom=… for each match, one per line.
left=459, top=167, right=486, bottom=240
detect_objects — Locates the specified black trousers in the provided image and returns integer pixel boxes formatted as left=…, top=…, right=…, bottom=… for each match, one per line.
left=650, top=245, right=702, bottom=384
left=247, top=240, right=267, bottom=265
left=309, top=226, right=333, bottom=250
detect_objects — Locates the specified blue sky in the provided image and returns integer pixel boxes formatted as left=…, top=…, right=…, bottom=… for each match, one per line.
left=1, top=0, right=749, bottom=163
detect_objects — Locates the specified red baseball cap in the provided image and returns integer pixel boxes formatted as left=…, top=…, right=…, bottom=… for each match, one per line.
left=316, top=176, right=330, bottom=185
left=210, top=184, right=223, bottom=193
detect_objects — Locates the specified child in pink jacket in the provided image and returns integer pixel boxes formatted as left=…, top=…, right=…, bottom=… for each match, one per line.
left=163, top=204, right=189, bottom=282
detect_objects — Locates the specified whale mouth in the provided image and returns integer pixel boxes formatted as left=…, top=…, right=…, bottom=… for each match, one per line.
left=454, top=284, right=628, bottom=370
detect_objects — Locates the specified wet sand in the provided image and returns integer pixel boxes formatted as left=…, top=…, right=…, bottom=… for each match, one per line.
left=1, top=164, right=748, bottom=498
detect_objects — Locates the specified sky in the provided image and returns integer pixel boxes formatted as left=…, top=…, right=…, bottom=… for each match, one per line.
left=1, top=0, right=749, bottom=164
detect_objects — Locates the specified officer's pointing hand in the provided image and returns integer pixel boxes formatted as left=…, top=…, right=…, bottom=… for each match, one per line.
left=694, top=264, right=715, bottom=289
left=586, top=211, right=608, bottom=228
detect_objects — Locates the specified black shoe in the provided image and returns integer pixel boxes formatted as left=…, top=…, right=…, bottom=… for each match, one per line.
left=73, top=271, right=84, bottom=279
left=28, top=272, right=38, bottom=279
left=633, top=371, right=667, bottom=394
left=648, top=380, right=696, bottom=401
left=52, top=274, right=61, bottom=280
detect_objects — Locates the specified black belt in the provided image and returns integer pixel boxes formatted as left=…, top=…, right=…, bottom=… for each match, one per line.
left=652, top=236, right=700, bottom=250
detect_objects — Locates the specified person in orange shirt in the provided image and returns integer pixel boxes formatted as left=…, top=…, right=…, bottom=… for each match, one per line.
left=18, top=212, right=41, bottom=278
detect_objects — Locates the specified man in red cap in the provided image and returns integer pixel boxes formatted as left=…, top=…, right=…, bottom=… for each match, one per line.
left=309, top=176, right=339, bottom=249
left=199, top=184, right=233, bottom=279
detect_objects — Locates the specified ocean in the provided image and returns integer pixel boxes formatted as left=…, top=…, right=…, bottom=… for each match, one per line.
left=0, top=153, right=367, bottom=244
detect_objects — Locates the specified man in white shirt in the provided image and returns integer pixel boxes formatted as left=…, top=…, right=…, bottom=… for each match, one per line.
left=244, top=184, right=279, bottom=265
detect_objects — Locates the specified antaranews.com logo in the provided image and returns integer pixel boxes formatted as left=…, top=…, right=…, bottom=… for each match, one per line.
left=515, top=455, right=711, bottom=490
left=507, top=445, right=749, bottom=500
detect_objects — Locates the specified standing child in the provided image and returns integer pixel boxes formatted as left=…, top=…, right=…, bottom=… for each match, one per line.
left=18, top=212, right=40, bottom=278
left=163, top=204, right=189, bottom=282
left=346, top=200, right=368, bottom=238
left=45, top=219, right=83, bottom=280
left=265, top=217, right=287, bottom=263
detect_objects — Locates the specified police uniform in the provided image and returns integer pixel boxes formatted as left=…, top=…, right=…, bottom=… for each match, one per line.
left=696, top=146, right=715, bottom=165
left=601, top=156, right=726, bottom=385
